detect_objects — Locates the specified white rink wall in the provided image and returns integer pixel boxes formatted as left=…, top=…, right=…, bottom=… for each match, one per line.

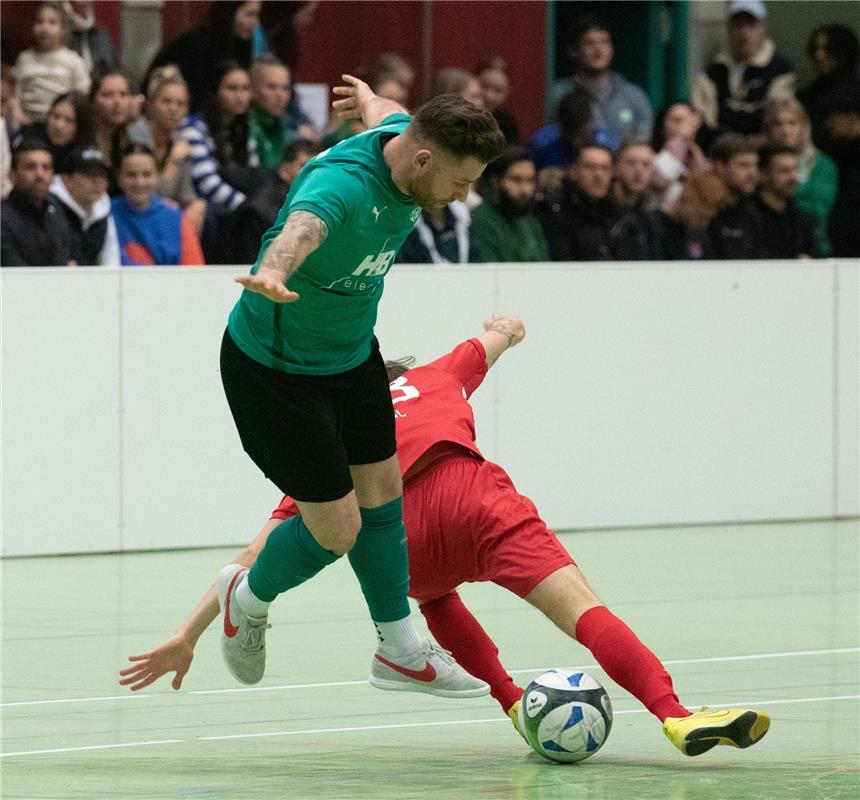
left=2, top=261, right=857, bottom=557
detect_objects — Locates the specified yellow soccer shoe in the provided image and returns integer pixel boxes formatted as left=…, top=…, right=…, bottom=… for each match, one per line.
left=663, top=706, right=771, bottom=756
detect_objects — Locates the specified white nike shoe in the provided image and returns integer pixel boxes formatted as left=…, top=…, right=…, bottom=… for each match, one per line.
left=218, top=564, right=270, bottom=685
left=369, top=641, right=490, bottom=698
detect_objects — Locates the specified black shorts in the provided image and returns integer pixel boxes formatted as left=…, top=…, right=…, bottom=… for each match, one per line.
left=220, top=329, right=396, bottom=502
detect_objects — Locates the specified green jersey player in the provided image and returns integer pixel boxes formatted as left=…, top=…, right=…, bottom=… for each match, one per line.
left=217, top=74, right=506, bottom=694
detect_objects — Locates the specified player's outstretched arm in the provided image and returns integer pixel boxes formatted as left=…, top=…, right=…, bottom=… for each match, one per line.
left=332, top=74, right=409, bottom=128
left=235, top=211, right=329, bottom=303
left=479, top=314, right=526, bottom=368
left=118, top=518, right=280, bottom=691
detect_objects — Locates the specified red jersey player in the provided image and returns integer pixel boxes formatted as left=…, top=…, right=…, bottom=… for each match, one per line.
left=120, top=315, right=770, bottom=757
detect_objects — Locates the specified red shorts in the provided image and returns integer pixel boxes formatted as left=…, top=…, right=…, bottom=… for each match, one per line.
left=270, top=454, right=573, bottom=603
left=402, top=455, right=573, bottom=603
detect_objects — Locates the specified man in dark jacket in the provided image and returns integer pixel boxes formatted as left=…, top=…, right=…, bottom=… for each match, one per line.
left=1, top=142, right=71, bottom=267
left=707, top=133, right=766, bottom=260
left=538, top=144, right=621, bottom=261
left=753, top=144, right=818, bottom=259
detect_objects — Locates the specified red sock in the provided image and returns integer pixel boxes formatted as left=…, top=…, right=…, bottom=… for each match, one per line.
left=575, top=606, right=690, bottom=721
left=420, top=592, right=523, bottom=712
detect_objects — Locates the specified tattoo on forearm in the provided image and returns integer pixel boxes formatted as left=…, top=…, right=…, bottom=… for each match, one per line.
left=260, top=211, right=329, bottom=275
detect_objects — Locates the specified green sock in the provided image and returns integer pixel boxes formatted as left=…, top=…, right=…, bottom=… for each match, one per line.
left=348, top=497, right=411, bottom=622
left=247, top=515, right=340, bottom=602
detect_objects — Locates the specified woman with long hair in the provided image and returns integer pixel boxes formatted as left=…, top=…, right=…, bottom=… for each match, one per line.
left=144, top=1, right=262, bottom=113
left=180, top=61, right=258, bottom=216
left=90, top=68, right=134, bottom=194
left=19, top=90, right=92, bottom=173
left=763, top=97, right=838, bottom=257
left=129, top=65, right=205, bottom=234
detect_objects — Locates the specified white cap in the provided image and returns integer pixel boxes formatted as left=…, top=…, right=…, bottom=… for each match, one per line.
left=729, top=0, right=767, bottom=19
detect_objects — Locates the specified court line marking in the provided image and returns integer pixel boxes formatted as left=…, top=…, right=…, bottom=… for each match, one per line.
left=2, top=646, right=857, bottom=708
left=2, top=694, right=857, bottom=757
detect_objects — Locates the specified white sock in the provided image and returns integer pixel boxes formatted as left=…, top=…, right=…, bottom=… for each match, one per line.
left=235, top=575, right=271, bottom=617
left=374, top=617, right=423, bottom=663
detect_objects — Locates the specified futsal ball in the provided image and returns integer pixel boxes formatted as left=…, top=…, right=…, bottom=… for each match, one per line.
left=517, top=669, right=613, bottom=763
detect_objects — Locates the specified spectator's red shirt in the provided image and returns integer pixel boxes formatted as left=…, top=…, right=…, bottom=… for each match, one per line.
left=273, top=337, right=488, bottom=517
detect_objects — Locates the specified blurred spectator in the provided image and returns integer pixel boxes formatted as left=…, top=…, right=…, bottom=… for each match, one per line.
left=129, top=66, right=206, bottom=236
left=1, top=141, right=72, bottom=266
left=798, top=25, right=860, bottom=158
left=708, top=133, right=765, bottom=259
left=612, top=138, right=655, bottom=210
left=476, top=57, right=520, bottom=144
left=753, top=143, right=818, bottom=258
left=90, top=69, right=134, bottom=195
left=431, top=68, right=484, bottom=108
left=180, top=61, right=258, bottom=215
left=145, top=1, right=261, bottom=113
left=763, top=98, right=837, bottom=256
left=375, top=52, right=416, bottom=103
left=640, top=172, right=731, bottom=260
left=2, top=64, right=30, bottom=143
left=217, top=138, right=317, bottom=265
left=49, top=145, right=119, bottom=266
left=397, top=202, right=475, bottom=265
left=650, top=103, right=710, bottom=208
left=692, top=0, right=794, bottom=148
left=62, top=1, right=118, bottom=74
left=821, top=86, right=860, bottom=257
left=608, top=138, right=656, bottom=260
left=111, top=144, right=204, bottom=266
left=260, top=1, right=319, bottom=75
left=470, top=146, right=549, bottom=262
left=14, top=1, right=90, bottom=122
left=537, top=144, right=620, bottom=261
left=550, top=15, right=653, bottom=142
left=248, top=54, right=293, bottom=168
left=1, top=120, right=10, bottom=198
left=19, top=91, right=91, bottom=174
left=530, top=86, right=615, bottom=172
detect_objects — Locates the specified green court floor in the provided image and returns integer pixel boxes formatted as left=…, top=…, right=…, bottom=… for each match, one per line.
left=2, top=519, right=858, bottom=800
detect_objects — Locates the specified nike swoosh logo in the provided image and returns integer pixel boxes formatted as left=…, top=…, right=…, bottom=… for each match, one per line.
left=374, top=654, right=437, bottom=682
left=223, top=569, right=245, bottom=638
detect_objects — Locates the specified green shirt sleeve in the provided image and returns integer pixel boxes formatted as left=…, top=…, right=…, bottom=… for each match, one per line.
left=289, top=164, right=366, bottom=233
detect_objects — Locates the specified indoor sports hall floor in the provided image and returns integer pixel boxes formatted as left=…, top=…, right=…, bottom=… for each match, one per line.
left=2, top=518, right=858, bottom=800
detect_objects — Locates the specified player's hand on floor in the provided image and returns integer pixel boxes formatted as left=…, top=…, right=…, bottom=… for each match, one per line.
left=332, top=74, right=374, bottom=120
left=235, top=267, right=300, bottom=303
left=119, top=635, right=194, bottom=691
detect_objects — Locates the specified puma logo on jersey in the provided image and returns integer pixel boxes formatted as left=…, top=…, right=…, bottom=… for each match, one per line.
left=372, top=205, right=387, bottom=222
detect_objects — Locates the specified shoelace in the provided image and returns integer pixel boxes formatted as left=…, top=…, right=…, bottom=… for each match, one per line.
left=422, top=642, right=456, bottom=667
left=242, top=622, right=271, bottom=653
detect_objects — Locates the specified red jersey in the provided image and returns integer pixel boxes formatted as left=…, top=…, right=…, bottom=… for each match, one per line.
left=274, top=337, right=488, bottom=517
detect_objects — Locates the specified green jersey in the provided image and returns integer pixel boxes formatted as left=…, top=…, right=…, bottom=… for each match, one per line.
left=228, top=114, right=420, bottom=375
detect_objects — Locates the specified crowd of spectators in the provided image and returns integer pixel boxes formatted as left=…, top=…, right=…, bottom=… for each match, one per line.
left=2, top=0, right=858, bottom=268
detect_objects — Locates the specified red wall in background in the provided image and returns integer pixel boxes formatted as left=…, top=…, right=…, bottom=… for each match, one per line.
left=431, top=1, right=546, bottom=138
left=2, top=1, right=547, bottom=139
left=155, top=1, right=546, bottom=139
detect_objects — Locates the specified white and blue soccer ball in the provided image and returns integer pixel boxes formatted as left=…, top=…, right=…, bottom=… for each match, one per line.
left=517, top=669, right=613, bottom=763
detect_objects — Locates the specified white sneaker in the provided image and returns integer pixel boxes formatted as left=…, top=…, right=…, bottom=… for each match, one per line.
left=218, top=564, right=270, bottom=685
left=369, top=641, right=490, bottom=698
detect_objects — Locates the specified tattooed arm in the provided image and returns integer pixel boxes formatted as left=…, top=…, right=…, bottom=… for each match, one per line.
left=235, top=210, right=329, bottom=303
